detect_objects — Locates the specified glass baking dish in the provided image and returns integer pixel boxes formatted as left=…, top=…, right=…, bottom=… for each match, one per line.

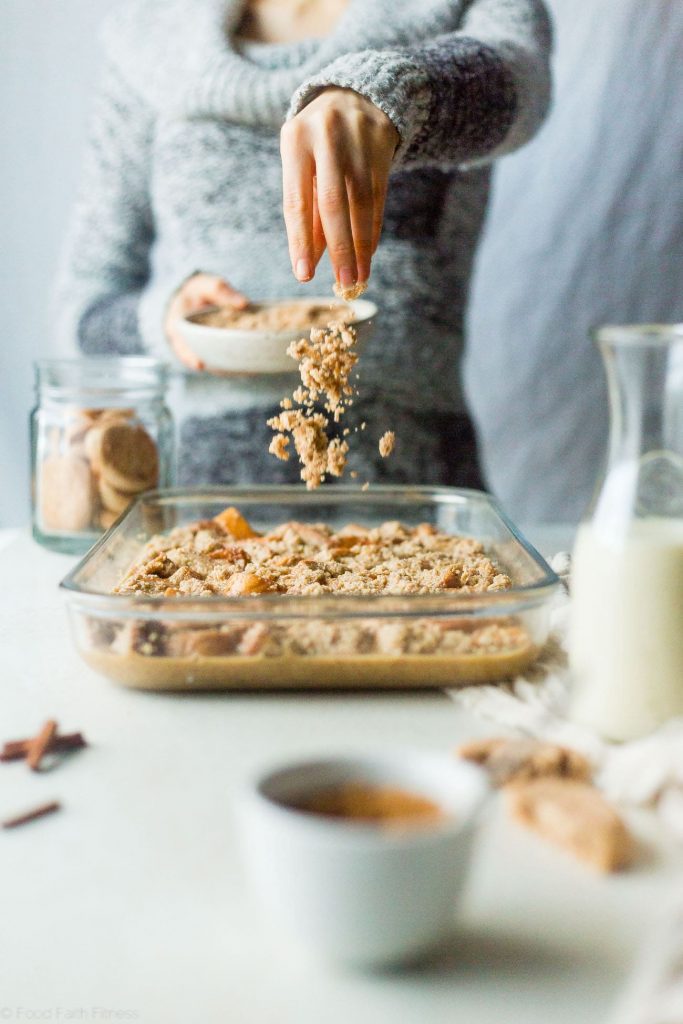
left=60, top=486, right=560, bottom=691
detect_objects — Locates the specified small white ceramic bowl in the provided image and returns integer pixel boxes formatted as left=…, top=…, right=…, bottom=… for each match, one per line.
left=237, top=750, right=489, bottom=967
left=176, top=297, right=378, bottom=375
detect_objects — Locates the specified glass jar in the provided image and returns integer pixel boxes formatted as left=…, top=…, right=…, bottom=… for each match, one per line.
left=569, top=325, right=683, bottom=741
left=31, top=357, right=174, bottom=553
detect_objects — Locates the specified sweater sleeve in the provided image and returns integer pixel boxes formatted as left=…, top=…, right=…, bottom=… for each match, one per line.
left=54, top=60, right=159, bottom=356
left=287, top=0, right=552, bottom=170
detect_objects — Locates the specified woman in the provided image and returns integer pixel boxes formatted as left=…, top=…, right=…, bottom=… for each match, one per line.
left=56, top=0, right=552, bottom=488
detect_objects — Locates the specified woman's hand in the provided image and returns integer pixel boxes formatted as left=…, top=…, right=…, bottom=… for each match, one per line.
left=165, top=273, right=248, bottom=371
left=281, top=87, right=399, bottom=291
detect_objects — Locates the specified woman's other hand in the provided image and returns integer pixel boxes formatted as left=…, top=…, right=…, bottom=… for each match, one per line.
left=281, top=87, right=399, bottom=292
left=165, top=273, right=248, bottom=370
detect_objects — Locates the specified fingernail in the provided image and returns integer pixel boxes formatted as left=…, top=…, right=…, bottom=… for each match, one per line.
left=295, top=259, right=312, bottom=282
left=339, top=267, right=355, bottom=288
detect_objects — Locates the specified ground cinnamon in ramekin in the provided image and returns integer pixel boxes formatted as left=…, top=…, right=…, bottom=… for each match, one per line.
left=288, top=782, right=447, bottom=829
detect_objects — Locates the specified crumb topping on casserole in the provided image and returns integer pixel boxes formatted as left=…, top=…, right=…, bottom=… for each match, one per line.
left=115, top=506, right=512, bottom=598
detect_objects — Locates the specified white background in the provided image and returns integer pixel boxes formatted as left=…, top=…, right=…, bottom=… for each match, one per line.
left=1, top=0, right=682, bottom=526
left=0, top=0, right=115, bottom=526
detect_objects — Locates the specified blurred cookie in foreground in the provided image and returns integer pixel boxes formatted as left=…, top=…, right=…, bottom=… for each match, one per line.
left=458, top=736, right=592, bottom=787
left=458, top=736, right=634, bottom=872
left=506, top=778, right=634, bottom=873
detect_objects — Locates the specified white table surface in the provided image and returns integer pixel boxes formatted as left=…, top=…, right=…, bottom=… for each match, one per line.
left=0, top=527, right=680, bottom=1024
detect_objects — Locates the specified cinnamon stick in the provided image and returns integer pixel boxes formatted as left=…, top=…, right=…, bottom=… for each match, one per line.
left=27, top=719, right=58, bottom=772
left=0, top=741, right=29, bottom=762
left=1, top=730, right=87, bottom=764
left=2, top=800, right=62, bottom=829
left=55, top=731, right=87, bottom=754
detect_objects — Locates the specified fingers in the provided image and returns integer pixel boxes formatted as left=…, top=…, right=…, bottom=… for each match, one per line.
left=370, top=170, right=389, bottom=255
left=164, top=272, right=247, bottom=372
left=346, top=167, right=375, bottom=285
left=282, top=90, right=398, bottom=290
left=188, top=274, right=248, bottom=311
left=315, top=151, right=358, bottom=291
left=281, top=123, right=316, bottom=282
left=311, top=181, right=326, bottom=266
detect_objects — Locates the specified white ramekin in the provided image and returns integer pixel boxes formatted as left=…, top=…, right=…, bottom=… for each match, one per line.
left=237, top=749, right=489, bottom=967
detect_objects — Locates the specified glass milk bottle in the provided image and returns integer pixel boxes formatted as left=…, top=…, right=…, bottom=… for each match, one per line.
left=569, top=325, right=683, bottom=741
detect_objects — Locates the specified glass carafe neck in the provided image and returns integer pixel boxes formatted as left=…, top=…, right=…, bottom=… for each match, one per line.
left=593, top=325, right=683, bottom=526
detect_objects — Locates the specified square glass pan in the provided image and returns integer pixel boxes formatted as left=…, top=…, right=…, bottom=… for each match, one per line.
left=61, top=486, right=560, bottom=691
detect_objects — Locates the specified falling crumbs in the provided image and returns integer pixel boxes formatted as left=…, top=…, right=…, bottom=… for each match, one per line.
left=269, top=311, right=395, bottom=489
left=379, top=431, right=395, bottom=458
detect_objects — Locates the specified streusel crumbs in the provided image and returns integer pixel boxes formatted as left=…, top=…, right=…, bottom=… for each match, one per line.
left=269, top=315, right=395, bottom=489
left=379, top=431, right=395, bottom=458
left=116, top=510, right=512, bottom=598
left=333, top=280, right=368, bottom=301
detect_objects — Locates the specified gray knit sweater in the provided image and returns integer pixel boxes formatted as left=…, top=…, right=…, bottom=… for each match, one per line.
left=56, top=0, right=551, bottom=478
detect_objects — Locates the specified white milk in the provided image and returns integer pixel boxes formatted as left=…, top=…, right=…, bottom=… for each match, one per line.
left=569, top=518, right=683, bottom=741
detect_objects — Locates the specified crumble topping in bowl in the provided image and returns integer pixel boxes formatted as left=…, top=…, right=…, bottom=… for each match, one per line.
left=193, top=301, right=352, bottom=331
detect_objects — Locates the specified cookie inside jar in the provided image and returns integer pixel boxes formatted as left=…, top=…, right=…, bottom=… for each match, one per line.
left=31, top=357, right=173, bottom=553
left=38, top=406, right=159, bottom=535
